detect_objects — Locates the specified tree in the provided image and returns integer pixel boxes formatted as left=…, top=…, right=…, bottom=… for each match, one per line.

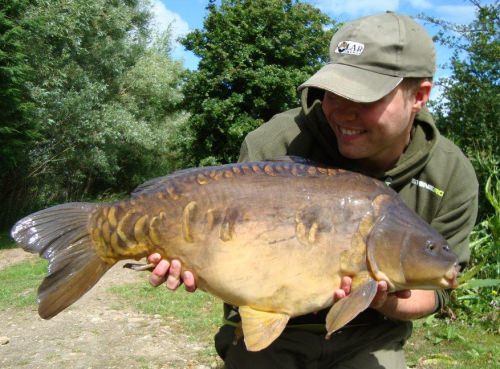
left=178, top=0, right=336, bottom=166
left=427, top=1, right=499, bottom=153
left=1, top=0, right=187, bottom=228
left=423, top=0, right=499, bottom=220
left=0, top=0, right=37, bottom=173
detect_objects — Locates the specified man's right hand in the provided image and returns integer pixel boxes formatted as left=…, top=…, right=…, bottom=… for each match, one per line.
left=147, top=253, right=197, bottom=292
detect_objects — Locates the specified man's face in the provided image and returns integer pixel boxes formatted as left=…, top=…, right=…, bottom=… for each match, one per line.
left=321, top=85, right=416, bottom=173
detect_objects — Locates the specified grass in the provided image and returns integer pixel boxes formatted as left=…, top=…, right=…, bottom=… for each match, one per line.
left=0, top=259, right=47, bottom=309
left=110, top=283, right=223, bottom=363
left=1, top=258, right=498, bottom=368
left=407, top=316, right=499, bottom=368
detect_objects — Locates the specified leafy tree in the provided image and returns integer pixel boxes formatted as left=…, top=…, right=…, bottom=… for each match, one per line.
left=1, top=0, right=187, bottom=228
left=422, top=1, right=500, bottom=324
left=178, top=0, right=336, bottom=166
left=424, top=0, right=499, bottom=219
left=428, top=1, right=499, bottom=152
left=0, top=0, right=37, bottom=172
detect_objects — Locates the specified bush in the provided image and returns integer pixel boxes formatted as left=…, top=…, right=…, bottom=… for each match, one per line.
left=450, top=171, right=499, bottom=330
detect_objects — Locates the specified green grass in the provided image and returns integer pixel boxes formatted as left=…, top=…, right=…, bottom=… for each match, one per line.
left=110, top=283, right=223, bottom=361
left=407, top=317, right=499, bottom=368
left=0, top=259, right=47, bottom=309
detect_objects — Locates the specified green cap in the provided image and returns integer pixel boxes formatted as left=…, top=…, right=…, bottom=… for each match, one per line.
left=298, top=12, right=436, bottom=103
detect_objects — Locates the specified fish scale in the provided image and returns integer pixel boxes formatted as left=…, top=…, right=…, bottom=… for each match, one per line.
left=10, top=157, right=460, bottom=352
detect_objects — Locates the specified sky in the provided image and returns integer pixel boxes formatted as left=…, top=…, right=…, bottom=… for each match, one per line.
left=151, top=0, right=488, bottom=98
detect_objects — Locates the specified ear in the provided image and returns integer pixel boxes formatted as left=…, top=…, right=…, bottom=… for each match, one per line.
left=411, top=81, right=432, bottom=113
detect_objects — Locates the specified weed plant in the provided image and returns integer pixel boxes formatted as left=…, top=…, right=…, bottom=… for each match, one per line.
left=450, top=171, right=499, bottom=330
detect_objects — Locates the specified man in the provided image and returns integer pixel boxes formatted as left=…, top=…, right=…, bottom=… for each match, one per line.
left=148, top=12, right=478, bottom=368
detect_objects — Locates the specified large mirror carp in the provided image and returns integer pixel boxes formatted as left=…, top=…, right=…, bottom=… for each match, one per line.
left=11, top=157, right=459, bottom=351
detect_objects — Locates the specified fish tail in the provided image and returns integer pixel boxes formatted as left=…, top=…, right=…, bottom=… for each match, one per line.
left=10, top=203, right=113, bottom=319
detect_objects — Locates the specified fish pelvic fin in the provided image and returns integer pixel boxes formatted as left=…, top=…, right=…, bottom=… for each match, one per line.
left=239, top=306, right=290, bottom=351
left=11, top=203, right=113, bottom=319
left=325, top=272, right=378, bottom=338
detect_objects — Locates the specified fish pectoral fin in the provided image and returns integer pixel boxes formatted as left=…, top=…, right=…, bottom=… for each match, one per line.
left=325, top=275, right=378, bottom=338
left=239, top=306, right=290, bottom=352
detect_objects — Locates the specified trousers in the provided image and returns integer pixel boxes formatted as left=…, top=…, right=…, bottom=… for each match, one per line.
left=214, top=319, right=411, bottom=369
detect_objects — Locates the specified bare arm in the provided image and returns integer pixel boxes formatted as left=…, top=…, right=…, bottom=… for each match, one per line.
left=371, top=282, right=437, bottom=320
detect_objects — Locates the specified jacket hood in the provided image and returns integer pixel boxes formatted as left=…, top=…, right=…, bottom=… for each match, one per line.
left=300, top=87, right=440, bottom=190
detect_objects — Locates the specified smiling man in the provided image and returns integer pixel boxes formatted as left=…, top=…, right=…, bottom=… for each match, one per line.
left=148, top=11, right=478, bottom=369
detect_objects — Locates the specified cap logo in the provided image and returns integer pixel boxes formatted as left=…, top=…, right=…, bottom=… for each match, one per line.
left=335, top=41, right=364, bottom=56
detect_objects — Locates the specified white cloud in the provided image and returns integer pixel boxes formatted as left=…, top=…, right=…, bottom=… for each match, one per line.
left=313, top=0, right=400, bottom=17
left=150, top=1, right=200, bottom=69
left=150, top=0, right=190, bottom=40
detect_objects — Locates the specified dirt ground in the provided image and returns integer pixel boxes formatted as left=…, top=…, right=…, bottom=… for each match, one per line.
left=0, top=248, right=220, bottom=369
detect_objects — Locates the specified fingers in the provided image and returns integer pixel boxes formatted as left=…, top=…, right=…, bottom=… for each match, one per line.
left=149, top=259, right=170, bottom=287
left=182, top=271, right=196, bottom=292
left=369, top=281, right=389, bottom=309
left=340, top=276, right=352, bottom=295
left=147, top=254, right=197, bottom=292
left=370, top=282, right=412, bottom=310
left=165, top=259, right=182, bottom=290
left=332, top=275, right=413, bottom=317
left=147, top=253, right=162, bottom=265
left=333, top=276, right=352, bottom=302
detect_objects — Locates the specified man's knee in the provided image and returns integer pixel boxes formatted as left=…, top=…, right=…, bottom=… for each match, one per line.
left=214, top=325, right=237, bottom=360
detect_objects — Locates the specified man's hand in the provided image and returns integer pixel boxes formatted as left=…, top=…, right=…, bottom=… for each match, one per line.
left=334, top=277, right=435, bottom=320
left=333, top=276, right=352, bottom=302
left=147, top=253, right=197, bottom=292
left=369, top=280, right=412, bottom=310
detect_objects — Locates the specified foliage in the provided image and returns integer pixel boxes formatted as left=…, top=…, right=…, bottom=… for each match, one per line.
left=0, top=0, right=37, bottom=173
left=177, top=0, right=336, bottom=166
left=0, top=231, right=16, bottom=250
left=0, top=0, right=188, bottom=228
left=424, top=0, right=499, bottom=220
left=423, top=1, right=500, bottom=326
left=406, top=317, right=499, bottom=369
left=450, top=173, right=500, bottom=328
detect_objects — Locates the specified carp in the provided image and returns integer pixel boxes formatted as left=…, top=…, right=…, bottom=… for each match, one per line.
left=11, top=157, right=459, bottom=351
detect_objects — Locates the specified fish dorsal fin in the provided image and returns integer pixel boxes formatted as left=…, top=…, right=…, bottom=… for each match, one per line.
left=131, top=167, right=206, bottom=197
left=131, top=175, right=171, bottom=197
left=325, top=272, right=378, bottom=338
left=131, top=157, right=330, bottom=197
left=239, top=306, right=290, bottom=351
left=268, top=155, right=321, bottom=166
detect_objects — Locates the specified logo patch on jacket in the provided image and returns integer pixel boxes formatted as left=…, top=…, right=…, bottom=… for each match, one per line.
left=335, top=41, right=364, bottom=56
left=411, top=178, right=445, bottom=197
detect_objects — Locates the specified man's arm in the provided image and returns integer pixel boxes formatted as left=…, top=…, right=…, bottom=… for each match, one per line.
left=371, top=283, right=437, bottom=320
left=335, top=277, right=435, bottom=321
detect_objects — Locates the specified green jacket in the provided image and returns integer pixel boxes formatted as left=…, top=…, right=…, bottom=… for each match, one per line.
left=229, top=88, right=478, bottom=328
